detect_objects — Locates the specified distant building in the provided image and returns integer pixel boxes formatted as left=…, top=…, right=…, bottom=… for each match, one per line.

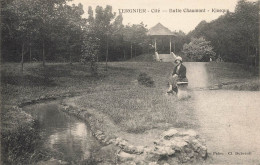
left=147, top=23, right=176, bottom=62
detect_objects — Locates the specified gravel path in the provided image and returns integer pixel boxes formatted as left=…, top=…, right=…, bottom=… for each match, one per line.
left=184, top=62, right=260, bottom=164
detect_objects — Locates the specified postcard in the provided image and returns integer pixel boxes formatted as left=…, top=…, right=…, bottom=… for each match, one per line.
left=1, top=0, right=259, bottom=164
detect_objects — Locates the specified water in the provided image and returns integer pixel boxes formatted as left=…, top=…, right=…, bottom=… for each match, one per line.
left=24, top=102, right=101, bottom=164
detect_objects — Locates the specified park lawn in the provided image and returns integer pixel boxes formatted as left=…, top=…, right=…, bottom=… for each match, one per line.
left=1, top=62, right=100, bottom=106
left=128, top=53, right=155, bottom=62
left=1, top=61, right=198, bottom=133
left=2, top=61, right=258, bottom=133
left=75, top=62, right=198, bottom=133
left=205, top=62, right=259, bottom=90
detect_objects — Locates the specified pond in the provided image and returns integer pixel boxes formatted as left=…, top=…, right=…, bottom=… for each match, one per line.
left=24, top=101, right=102, bottom=164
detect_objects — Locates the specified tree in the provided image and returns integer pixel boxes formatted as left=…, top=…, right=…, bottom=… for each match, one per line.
left=2, top=1, right=151, bottom=65
left=187, top=0, right=259, bottom=65
left=2, top=0, right=87, bottom=64
left=110, top=14, right=125, bottom=60
left=53, top=3, right=86, bottom=64
left=93, top=5, right=115, bottom=62
left=182, top=37, right=216, bottom=62
left=2, top=0, right=38, bottom=71
left=81, top=33, right=100, bottom=75
left=173, top=30, right=189, bottom=54
left=234, top=0, right=259, bottom=65
left=123, top=23, right=148, bottom=59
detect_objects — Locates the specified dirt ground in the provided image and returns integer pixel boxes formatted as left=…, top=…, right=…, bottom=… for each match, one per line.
left=184, top=62, right=260, bottom=164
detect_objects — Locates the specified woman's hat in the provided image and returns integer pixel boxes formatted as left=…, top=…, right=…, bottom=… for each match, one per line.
left=175, top=56, right=182, bottom=62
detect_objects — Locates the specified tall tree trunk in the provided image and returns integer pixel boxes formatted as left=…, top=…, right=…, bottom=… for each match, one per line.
left=134, top=45, right=136, bottom=58
left=255, top=47, right=258, bottom=67
left=174, top=41, right=176, bottom=53
left=67, top=37, right=72, bottom=65
left=123, top=49, right=126, bottom=60
left=69, top=46, right=72, bottom=65
left=130, top=42, right=133, bottom=59
left=246, top=43, right=251, bottom=67
left=21, top=43, right=25, bottom=72
left=42, top=41, right=45, bottom=67
left=70, top=54, right=72, bottom=65
left=105, top=34, right=108, bottom=71
left=29, top=46, right=32, bottom=63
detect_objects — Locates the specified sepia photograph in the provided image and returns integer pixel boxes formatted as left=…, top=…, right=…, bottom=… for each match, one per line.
left=1, top=0, right=259, bottom=164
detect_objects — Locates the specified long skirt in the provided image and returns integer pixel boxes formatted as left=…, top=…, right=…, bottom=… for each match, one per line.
left=168, top=74, right=179, bottom=88
left=168, top=75, right=188, bottom=88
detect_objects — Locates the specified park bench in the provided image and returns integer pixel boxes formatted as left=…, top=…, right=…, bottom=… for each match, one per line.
left=176, top=81, right=189, bottom=99
left=177, top=81, right=188, bottom=87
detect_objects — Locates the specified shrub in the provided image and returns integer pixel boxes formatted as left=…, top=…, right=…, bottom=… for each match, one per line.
left=1, top=120, right=50, bottom=164
left=137, top=73, right=155, bottom=87
left=182, top=37, right=216, bottom=62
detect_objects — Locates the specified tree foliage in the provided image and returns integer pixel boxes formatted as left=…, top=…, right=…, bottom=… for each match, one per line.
left=2, top=1, right=150, bottom=65
left=2, top=0, right=86, bottom=64
left=187, top=0, right=259, bottom=65
left=182, top=37, right=216, bottom=61
left=173, top=30, right=189, bottom=54
left=123, top=23, right=148, bottom=59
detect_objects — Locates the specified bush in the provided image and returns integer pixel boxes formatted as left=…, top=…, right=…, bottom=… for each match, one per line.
left=1, top=120, right=50, bottom=164
left=182, top=37, right=216, bottom=62
left=137, top=73, right=155, bottom=87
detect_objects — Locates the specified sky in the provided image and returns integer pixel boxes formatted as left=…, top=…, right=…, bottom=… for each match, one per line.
left=69, top=0, right=256, bottom=34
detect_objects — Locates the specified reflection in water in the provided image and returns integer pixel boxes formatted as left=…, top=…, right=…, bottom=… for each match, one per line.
left=24, top=102, right=101, bottom=164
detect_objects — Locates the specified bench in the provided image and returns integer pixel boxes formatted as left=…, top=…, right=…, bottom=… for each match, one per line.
left=177, top=81, right=188, bottom=89
left=176, top=81, right=189, bottom=99
left=177, top=82, right=188, bottom=85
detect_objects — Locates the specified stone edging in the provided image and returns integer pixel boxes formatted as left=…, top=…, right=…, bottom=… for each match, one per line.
left=11, top=93, right=208, bottom=164
left=59, top=103, right=208, bottom=164
left=59, top=103, right=141, bottom=151
left=17, top=93, right=75, bottom=108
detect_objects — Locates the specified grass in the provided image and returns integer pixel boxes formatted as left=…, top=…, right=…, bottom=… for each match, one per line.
left=68, top=62, right=198, bottom=133
left=2, top=60, right=258, bottom=163
left=1, top=62, right=102, bottom=105
left=74, top=85, right=197, bottom=133
left=205, top=62, right=259, bottom=90
left=1, top=61, right=198, bottom=163
left=128, top=53, right=155, bottom=62
left=1, top=61, right=198, bottom=134
left=2, top=61, right=258, bottom=133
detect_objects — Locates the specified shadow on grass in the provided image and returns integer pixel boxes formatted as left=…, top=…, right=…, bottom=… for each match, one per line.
left=1, top=74, right=57, bottom=87
left=1, top=63, right=140, bottom=92
left=28, top=64, right=115, bottom=80
left=29, top=65, right=74, bottom=78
